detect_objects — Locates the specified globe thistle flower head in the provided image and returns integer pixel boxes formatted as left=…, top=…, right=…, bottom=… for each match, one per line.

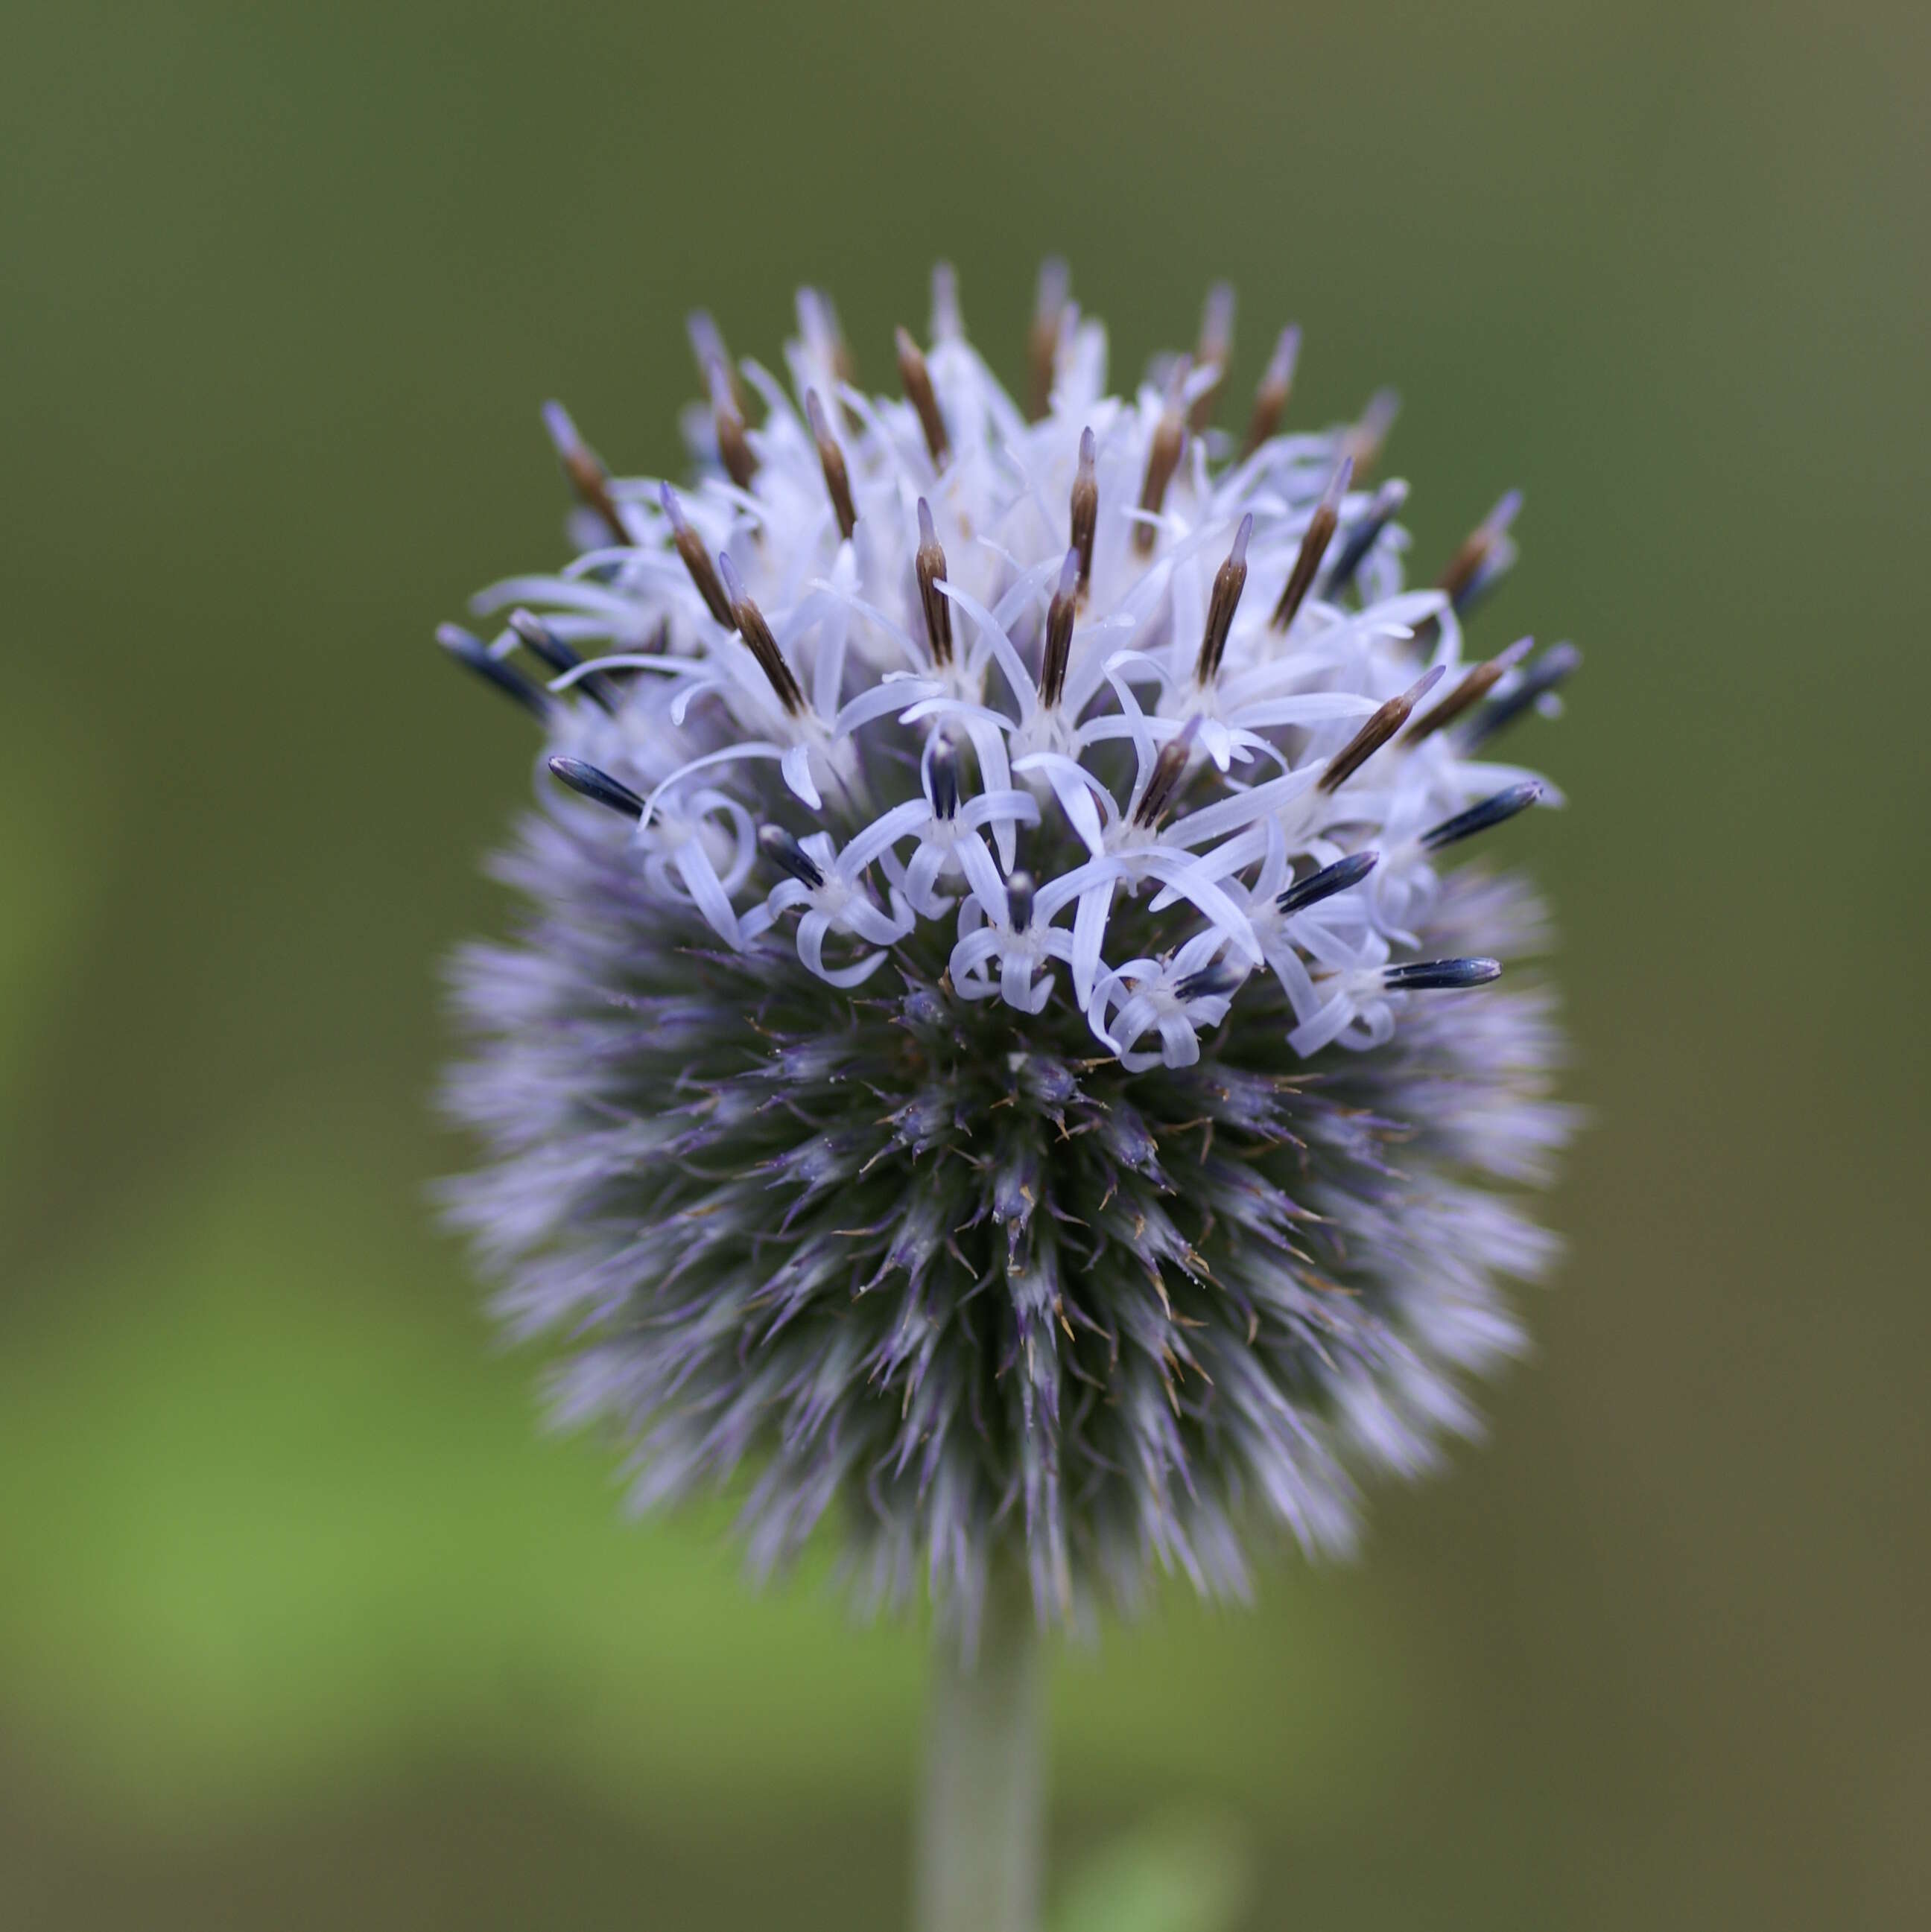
left=439, top=264, right=1580, bottom=1636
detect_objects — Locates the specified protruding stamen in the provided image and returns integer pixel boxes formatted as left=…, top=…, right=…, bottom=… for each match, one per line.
left=658, top=483, right=734, bottom=626
left=825, top=295, right=857, bottom=386
left=707, top=360, right=758, bottom=491
left=1421, top=781, right=1544, bottom=852
left=1339, top=387, right=1400, bottom=479
left=759, top=824, right=824, bottom=889
left=1270, top=457, right=1351, bottom=632
left=1319, top=664, right=1445, bottom=792
left=1027, top=258, right=1070, bottom=421
left=1278, top=849, right=1379, bottom=914
left=1039, top=547, right=1080, bottom=710
left=1006, top=869, right=1035, bottom=932
left=1409, top=492, right=1522, bottom=652
left=1177, top=959, right=1244, bottom=1000
left=548, top=756, right=644, bottom=819
left=1322, top=478, right=1410, bottom=598
left=1069, top=428, right=1098, bottom=600
left=1133, top=359, right=1190, bottom=556
left=718, top=550, right=808, bottom=715
left=1194, top=514, right=1252, bottom=684
left=437, top=624, right=552, bottom=719
left=930, top=261, right=963, bottom=344
left=508, top=608, right=620, bottom=715
left=805, top=389, right=858, bottom=541
left=1381, top=957, right=1502, bottom=991
left=928, top=733, right=960, bottom=820
left=1132, top=719, right=1199, bottom=828
left=895, top=326, right=950, bottom=468
left=1188, top=282, right=1235, bottom=432
left=797, top=287, right=855, bottom=388
left=1462, top=642, right=1581, bottom=746
left=1240, top=325, right=1301, bottom=458
left=1401, top=636, right=1533, bottom=745
left=914, top=498, right=953, bottom=668
left=1438, top=489, right=1523, bottom=609
left=687, top=311, right=746, bottom=416
left=542, top=401, right=629, bottom=546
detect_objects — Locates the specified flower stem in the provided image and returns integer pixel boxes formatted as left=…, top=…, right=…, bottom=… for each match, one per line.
left=913, top=1569, right=1044, bottom=1932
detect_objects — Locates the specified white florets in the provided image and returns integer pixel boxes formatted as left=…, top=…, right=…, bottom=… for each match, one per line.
left=472, top=269, right=1565, bottom=1066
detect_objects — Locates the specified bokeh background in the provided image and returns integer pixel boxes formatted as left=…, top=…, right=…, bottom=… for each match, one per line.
left=3, top=1, right=1926, bottom=1925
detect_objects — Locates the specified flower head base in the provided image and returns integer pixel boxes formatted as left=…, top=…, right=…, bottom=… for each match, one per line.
left=440, top=265, right=1579, bottom=1633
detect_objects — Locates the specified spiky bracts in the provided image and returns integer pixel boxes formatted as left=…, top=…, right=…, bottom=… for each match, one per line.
left=439, top=265, right=1578, bottom=1633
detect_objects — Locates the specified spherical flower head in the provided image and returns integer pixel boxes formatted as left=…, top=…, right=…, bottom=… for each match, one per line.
left=439, top=266, right=1580, bottom=1636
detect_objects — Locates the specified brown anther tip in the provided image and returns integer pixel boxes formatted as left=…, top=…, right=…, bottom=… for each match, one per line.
left=1319, top=666, right=1444, bottom=791
left=1027, top=257, right=1071, bottom=421
left=1194, top=514, right=1252, bottom=684
left=1039, top=547, right=1081, bottom=710
left=1131, top=719, right=1199, bottom=827
left=1133, top=365, right=1190, bottom=556
left=1319, top=455, right=1355, bottom=515
left=1340, top=387, right=1401, bottom=479
left=1401, top=637, right=1533, bottom=745
left=1069, top=427, right=1099, bottom=599
left=826, top=294, right=859, bottom=385
left=1436, top=489, right=1523, bottom=604
left=1240, top=324, right=1301, bottom=459
left=895, top=325, right=951, bottom=469
left=1407, top=492, right=1520, bottom=653
left=706, top=360, right=758, bottom=490
left=542, top=400, right=629, bottom=547
left=796, top=287, right=855, bottom=390
left=1188, top=282, right=1235, bottom=432
left=717, top=550, right=806, bottom=715
left=658, top=483, right=735, bottom=628
left=913, top=497, right=953, bottom=667
left=1196, top=282, right=1236, bottom=363
left=1269, top=460, right=1351, bottom=632
left=805, top=387, right=858, bottom=541
left=688, top=311, right=746, bottom=416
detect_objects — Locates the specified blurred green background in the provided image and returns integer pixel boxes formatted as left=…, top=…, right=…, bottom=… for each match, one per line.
left=2, top=1, right=1925, bottom=1925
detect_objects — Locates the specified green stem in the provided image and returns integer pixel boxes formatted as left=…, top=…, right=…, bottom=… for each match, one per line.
left=913, top=1570, right=1045, bottom=1932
